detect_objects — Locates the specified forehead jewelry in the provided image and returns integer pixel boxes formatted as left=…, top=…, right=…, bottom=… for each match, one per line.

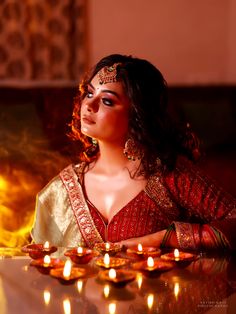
left=98, top=63, right=121, bottom=84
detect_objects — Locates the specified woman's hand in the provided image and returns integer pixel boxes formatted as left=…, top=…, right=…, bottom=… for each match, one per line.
left=117, top=229, right=167, bottom=248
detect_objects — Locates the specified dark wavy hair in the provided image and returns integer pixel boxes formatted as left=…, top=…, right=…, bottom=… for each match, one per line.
left=70, top=54, right=200, bottom=177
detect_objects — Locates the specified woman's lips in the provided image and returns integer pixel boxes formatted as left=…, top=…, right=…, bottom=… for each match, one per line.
left=82, top=116, right=95, bottom=124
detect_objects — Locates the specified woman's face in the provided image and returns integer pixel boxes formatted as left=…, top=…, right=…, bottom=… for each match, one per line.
left=80, top=73, right=131, bottom=145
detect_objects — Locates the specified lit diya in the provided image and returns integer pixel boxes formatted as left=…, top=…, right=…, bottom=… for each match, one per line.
left=30, top=255, right=64, bottom=275
left=94, top=242, right=123, bottom=256
left=21, top=241, right=57, bottom=259
left=161, top=249, right=198, bottom=267
left=50, top=260, right=86, bottom=285
left=95, top=253, right=129, bottom=269
left=64, top=246, right=97, bottom=264
left=132, top=256, right=174, bottom=277
left=98, top=268, right=136, bottom=288
left=126, top=243, right=161, bottom=259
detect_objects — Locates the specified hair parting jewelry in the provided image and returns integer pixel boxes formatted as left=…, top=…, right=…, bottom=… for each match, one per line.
left=97, top=63, right=121, bottom=84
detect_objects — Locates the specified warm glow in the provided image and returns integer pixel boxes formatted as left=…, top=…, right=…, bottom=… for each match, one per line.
left=108, top=303, right=116, bottom=314
left=43, top=290, right=51, bottom=305
left=77, top=280, right=83, bottom=293
left=108, top=268, right=116, bottom=279
left=137, top=272, right=143, bottom=289
left=174, top=282, right=180, bottom=299
left=147, top=256, right=154, bottom=268
left=77, top=246, right=83, bottom=254
left=138, top=243, right=143, bottom=252
left=104, top=253, right=110, bottom=266
left=0, top=171, right=35, bottom=247
left=147, top=294, right=154, bottom=310
left=43, top=241, right=50, bottom=249
left=63, top=299, right=71, bottom=314
left=43, top=255, right=51, bottom=265
left=103, top=285, right=110, bottom=298
left=0, top=176, right=8, bottom=190
left=0, top=120, right=70, bottom=248
left=174, top=249, right=180, bottom=258
left=63, top=260, right=72, bottom=279
left=105, top=242, right=110, bottom=250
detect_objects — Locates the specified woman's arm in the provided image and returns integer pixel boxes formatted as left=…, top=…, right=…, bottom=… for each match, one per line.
left=163, top=157, right=236, bottom=250
left=117, top=229, right=178, bottom=248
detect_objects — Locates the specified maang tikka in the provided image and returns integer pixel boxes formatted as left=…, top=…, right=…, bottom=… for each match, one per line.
left=98, top=63, right=121, bottom=84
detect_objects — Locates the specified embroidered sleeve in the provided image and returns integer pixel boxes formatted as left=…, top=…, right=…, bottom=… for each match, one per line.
left=163, top=157, right=236, bottom=250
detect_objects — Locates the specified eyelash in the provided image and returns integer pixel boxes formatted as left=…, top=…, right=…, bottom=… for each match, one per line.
left=86, top=91, right=114, bottom=106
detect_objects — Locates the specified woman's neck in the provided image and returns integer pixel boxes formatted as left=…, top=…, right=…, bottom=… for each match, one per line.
left=91, top=141, right=142, bottom=177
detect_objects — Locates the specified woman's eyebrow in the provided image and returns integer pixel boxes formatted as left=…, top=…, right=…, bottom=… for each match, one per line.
left=89, top=82, right=121, bottom=99
left=101, top=89, right=120, bottom=99
left=88, top=82, right=95, bottom=90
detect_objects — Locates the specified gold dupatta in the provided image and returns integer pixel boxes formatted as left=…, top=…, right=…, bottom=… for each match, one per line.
left=60, top=164, right=103, bottom=248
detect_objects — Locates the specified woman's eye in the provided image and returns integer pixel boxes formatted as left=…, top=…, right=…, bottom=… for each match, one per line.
left=86, top=91, right=93, bottom=98
left=102, top=98, right=113, bottom=106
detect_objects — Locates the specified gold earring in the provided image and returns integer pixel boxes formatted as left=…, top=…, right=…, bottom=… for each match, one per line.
left=123, top=138, right=142, bottom=161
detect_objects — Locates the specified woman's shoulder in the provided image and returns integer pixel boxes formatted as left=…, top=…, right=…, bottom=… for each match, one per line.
left=38, top=162, right=85, bottom=198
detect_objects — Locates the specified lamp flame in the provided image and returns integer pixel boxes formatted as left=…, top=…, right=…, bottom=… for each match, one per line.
left=108, top=268, right=116, bottom=279
left=174, top=249, right=180, bottom=258
left=104, top=253, right=110, bottom=266
left=147, top=256, right=154, bottom=268
left=43, top=241, right=50, bottom=249
left=77, top=246, right=83, bottom=254
left=43, top=255, right=51, bottom=265
left=105, top=242, right=110, bottom=250
left=138, top=243, right=143, bottom=252
left=63, top=260, right=72, bottom=279
left=174, top=249, right=179, bottom=260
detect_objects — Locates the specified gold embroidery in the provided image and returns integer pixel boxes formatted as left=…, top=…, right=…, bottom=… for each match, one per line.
left=145, top=174, right=179, bottom=223
left=60, top=165, right=103, bottom=248
left=174, top=222, right=197, bottom=250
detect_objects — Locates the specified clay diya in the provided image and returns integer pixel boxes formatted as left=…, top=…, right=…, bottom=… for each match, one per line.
left=161, top=249, right=198, bottom=267
left=64, top=246, right=96, bottom=264
left=50, top=260, right=86, bottom=285
left=126, top=243, right=161, bottom=259
left=95, top=253, right=129, bottom=269
left=132, top=256, right=174, bottom=277
left=98, top=268, right=136, bottom=288
left=94, top=242, right=123, bottom=256
left=30, top=255, right=64, bottom=275
left=21, top=241, right=57, bottom=259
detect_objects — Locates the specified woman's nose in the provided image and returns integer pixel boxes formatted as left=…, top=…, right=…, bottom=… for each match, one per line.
left=86, top=98, right=99, bottom=112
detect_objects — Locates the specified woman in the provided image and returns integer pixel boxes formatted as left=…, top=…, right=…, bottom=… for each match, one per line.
left=31, top=54, right=236, bottom=250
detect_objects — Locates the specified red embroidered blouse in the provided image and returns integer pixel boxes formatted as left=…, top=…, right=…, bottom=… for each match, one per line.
left=82, top=156, right=236, bottom=250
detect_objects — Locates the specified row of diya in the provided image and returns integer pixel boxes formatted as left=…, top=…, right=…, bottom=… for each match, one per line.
left=21, top=241, right=199, bottom=287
